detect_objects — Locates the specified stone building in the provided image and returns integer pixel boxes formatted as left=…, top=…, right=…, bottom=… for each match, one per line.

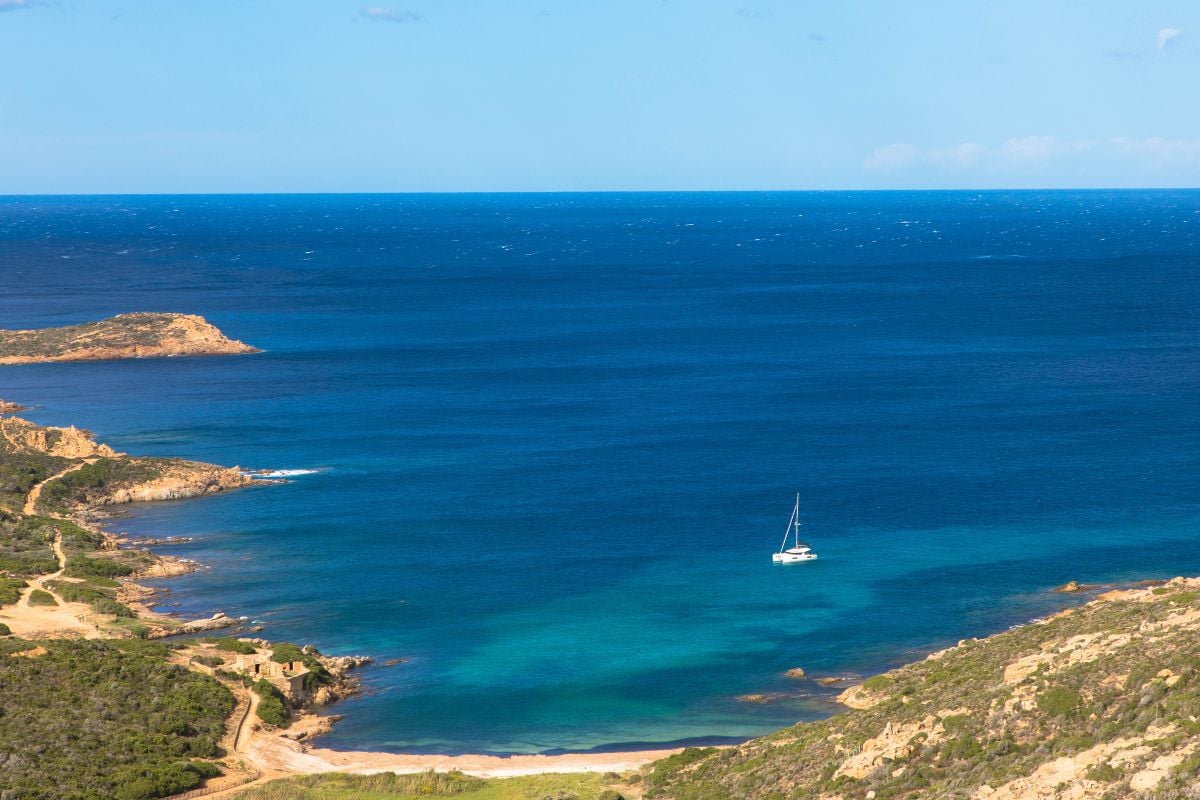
left=230, top=651, right=310, bottom=701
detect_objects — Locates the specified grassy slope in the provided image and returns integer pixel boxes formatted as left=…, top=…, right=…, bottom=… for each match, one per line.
left=234, top=771, right=626, bottom=800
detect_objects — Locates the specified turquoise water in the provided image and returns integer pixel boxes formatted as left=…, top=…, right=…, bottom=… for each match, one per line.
left=1, top=191, right=1198, bottom=753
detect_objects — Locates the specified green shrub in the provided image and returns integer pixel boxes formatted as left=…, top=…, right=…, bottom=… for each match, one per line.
left=0, top=622, right=10, bottom=636
left=1085, top=761, right=1123, bottom=782
left=65, top=555, right=135, bottom=579
left=191, top=654, right=226, bottom=668
left=0, top=640, right=233, bottom=799
left=253, top=679, right=290, bottom=727
left=28, top=588, right=57, bottom=606
left=1038, top=687, right=1082, bottom=718
left=0, top=575, right=26, bottom=606
left=270, top=642, right=308, bottom=663
left=209, top=636, right=257, bottom=654
left=49, top=579, right=114, bottom=604
left=91, top=597, right=136, bottom=617
left=862, top=674, right=893, bottom=691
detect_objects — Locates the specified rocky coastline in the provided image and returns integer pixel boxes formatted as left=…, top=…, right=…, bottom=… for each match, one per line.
left=0, top=312, right=259, bottom=365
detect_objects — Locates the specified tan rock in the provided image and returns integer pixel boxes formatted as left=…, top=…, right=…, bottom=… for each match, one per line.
left=0, top=313, right=259, bottom=365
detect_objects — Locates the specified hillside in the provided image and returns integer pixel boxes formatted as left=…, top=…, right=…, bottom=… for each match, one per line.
left=643, top=579, right=1200, bottom=800
left=0, top=312, right=258, bottom=365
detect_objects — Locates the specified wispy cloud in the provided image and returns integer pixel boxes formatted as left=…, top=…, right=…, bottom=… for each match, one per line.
left=360, top=7, right=422, bottom=24
left=1157, top=27, right=1183, bottom=51
left=734, top=7, right=771, bottom=20
left=864, top=136, right=1200, bottom=172
left=0, top=0, right=33, bottom=12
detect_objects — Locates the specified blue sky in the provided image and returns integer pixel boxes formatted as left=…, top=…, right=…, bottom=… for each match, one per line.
left=1, top=0, right=1198, bottom=193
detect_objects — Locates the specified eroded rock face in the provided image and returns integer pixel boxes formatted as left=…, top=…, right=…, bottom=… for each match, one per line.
left=0, top=416, right=120, bottom=459
left=95, top=461, right=256, bottom=505
left=0, top=312, right=259, bottom=365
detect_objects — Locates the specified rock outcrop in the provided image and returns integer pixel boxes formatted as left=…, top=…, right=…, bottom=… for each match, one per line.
left=0, top=312, right=259, bottom=365
left=94, top=460, right=255, bottom=505
left=0, top=416, right=119, bottom=459
left=0, top=399, right=26, bottom=414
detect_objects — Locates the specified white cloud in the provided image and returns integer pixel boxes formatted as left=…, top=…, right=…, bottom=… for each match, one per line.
left=360, top=7, right=422, bottom=23
left=863, top=136, right=1200, bottom=173
left=0, top=0, right=32, bottom=12
left=862, top=143, right=918, bottom=170
left=1157, top=27, right=1182, bottom=51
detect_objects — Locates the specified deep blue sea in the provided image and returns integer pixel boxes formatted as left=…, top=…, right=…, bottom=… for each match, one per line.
left=1, top=191, right=1198, bottom=754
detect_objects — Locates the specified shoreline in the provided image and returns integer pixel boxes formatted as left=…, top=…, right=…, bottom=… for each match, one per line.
left=0, top=404, right=690, bottom=782
left=2, top=402, right=1190, bottom=792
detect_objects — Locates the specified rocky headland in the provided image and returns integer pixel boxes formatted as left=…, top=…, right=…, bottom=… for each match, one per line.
left=0, top=312, right=259, bottom=365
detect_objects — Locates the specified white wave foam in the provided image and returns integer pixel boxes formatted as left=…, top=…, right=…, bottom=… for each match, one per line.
left=250, top=468, right=321, bottom=478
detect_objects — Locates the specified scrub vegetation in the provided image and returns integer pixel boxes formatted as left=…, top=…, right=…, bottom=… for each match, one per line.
left=233, top=771, right=626, bottom=800
left=644, top=581, right=1200, bottom=800
left=0, top=639, right=234, bottom=800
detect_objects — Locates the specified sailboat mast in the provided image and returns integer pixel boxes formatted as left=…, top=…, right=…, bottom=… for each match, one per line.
left=793, top=493, right=801, bottom=547
left=780, top=499, right=798, bottom=554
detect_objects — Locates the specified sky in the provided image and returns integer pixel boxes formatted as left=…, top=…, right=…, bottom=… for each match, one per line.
left=1, top=0, right=1198, bottom=193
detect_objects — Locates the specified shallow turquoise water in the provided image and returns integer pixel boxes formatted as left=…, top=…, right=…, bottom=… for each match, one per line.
left=1, top=191, right=1198, bottom=753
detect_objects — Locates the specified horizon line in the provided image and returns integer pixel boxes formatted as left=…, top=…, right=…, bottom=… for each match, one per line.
left=2, top=186, right=1200, bottom=198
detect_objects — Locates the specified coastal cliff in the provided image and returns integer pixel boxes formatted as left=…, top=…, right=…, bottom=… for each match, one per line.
left=0, top=312, right=259, bottom=365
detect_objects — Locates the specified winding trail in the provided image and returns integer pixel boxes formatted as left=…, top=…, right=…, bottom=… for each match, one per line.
left=0, top=460, right=101, bottom=637
left=23, top=459, right=91, bottom=517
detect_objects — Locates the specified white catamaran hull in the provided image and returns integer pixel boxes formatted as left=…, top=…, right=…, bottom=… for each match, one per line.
left=772, top=551, right=817, bottom=564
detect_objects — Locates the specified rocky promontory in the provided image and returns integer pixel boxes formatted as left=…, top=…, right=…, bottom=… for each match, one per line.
left=0, top=312, right=259, bottom=365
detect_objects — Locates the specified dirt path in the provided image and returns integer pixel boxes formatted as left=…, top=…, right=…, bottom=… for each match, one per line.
left=0, top=460, right=102, bottom=638
left=23, top=459, right=91, bottom=516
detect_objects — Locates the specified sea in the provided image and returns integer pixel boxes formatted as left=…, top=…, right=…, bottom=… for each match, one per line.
left=1, top=191, right=1198, bottom=754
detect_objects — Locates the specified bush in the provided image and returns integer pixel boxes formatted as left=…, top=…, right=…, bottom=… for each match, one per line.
left=0, top=576, right=26, bottom=606
left=253, top=679, right=290, bottom=727
left=270, top=642, right=308, bottom=664
left=1038, top=687, right=1082, bottom=718
left=92, top=597, right=136, bottom=617
left=28, top=588, right=57, bottom=606
left=50, top=579, right=114, bottom=604
left=0, top=622, right=10, bottom=636
left=66, top=555, right=135, bottom=579
left=1084, top=761, right=1123, bottom=782
left=191, top=654, right=226, bottom=668
left=209, top=636, right=257, bottom=655
left=863, top=674, right=894, bottom=691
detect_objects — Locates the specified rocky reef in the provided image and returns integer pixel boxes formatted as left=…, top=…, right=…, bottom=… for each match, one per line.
left=0, top=312, right=259, bottom=365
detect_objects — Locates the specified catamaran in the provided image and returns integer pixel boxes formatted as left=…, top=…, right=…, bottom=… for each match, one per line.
left=772, top=493, right=818, bottom=564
